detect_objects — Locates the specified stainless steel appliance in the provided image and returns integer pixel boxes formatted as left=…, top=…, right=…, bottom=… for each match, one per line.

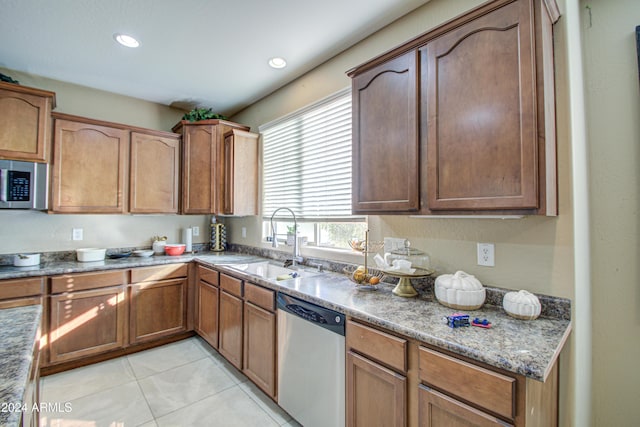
left=0, top=160, right=48, bottom=209
left=277, top=292, right=345, bottom=427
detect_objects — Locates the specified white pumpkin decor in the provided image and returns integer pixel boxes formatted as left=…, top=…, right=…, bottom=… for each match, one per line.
left=434, top=271, right=486, bottom=310
left=503, top=290, right=541, bottom=320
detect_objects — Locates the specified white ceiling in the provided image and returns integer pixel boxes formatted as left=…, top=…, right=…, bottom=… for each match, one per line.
left=0, top=0, right=430, bottom=116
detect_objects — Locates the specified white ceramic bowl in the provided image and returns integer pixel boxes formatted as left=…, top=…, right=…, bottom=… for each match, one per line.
left=13, top=253, right=41, bottom=267
left=76, top=248, right=106, bottom=262
left=133, top=250, right=154, bottom=257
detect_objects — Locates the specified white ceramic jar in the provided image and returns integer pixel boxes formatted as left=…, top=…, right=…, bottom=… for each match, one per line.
left=434, top=271, right=486, bottom=310
left=503, top=290, right=542, bottom=320
left=152, top=240, right=166, bottom=255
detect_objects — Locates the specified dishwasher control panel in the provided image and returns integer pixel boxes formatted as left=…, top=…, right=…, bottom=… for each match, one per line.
left=277, top=292, right=345, bottom=336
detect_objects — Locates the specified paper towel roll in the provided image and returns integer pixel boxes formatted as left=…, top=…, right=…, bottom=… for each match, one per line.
left=183, top=228, right=193, bottom=252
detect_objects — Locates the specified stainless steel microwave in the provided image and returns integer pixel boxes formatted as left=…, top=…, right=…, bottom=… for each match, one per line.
left=0, top=160, right=48, bottom=209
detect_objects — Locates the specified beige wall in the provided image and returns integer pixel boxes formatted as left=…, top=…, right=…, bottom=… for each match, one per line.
left=3, top=0, right=638, bottom=424
left=0, top=68, right=210, bottom=254
left=580, top=0, right=640, bottom=425
left=228, top=0, right=579, bottom=424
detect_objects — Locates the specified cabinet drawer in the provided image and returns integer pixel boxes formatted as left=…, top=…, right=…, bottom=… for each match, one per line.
left=419, top=385, right=511, bottom=426
left=419, top=347, right=515, bottom=420
left=131, top=263, right=188, bottom=283
left=0, top=277, right=43, bottom=300
left=244, top=282, right=275, bottom=312
left=220, top=274, right=243, bottom=298
left=346, top=320, right=407, bottom=373
left=198, top=266, right=219, bottom=286
left=51, top=270, right=126, bottom=293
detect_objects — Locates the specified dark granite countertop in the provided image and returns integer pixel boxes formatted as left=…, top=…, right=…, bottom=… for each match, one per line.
left=208, top=261, right=571, bottom=382
left=0, top=251, right=571, bottom=383
left=0, top=304, right=41, bottom=427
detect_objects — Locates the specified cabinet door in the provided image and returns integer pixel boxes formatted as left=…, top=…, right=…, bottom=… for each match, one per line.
left=418, top=385, right=511, bottom=427
left=243, top=301, right=276, bottom=398
left=51, top=118, right=129, bottom=213
left=222, top=129, right=259, bottom=216
left=423, top=0, right=538, bottom=211
left=130, top=278, right=187, bottom=344
left=181, top=124, right=218, bottom=214
left=196, top=279, right=220, bottom=349
left=49, top=285, right=126, bottom=364
left=219, top=290, right=243, bottom=369
left=347, top=351, right=406, bottom=427
left=130, top=131, right=180, bottom=213
left=352, top=50, right=420, bottom=213
left=0, top=82, right=54, bottom=162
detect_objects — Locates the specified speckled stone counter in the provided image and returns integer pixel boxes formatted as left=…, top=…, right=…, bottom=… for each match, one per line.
left=0, top=252, right=262, bottom=280
left=0, top=304, right=41, bottom=427
left=0, top=251, right=570, bottom=383
left=208, top=262, right=571, bottom=382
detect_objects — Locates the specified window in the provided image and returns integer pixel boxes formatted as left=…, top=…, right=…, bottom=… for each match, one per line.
left=260, top=88, right=366, bottom=249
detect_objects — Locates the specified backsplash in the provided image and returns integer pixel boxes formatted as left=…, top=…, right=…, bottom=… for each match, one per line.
left=228, top=244, right=571, bottom=321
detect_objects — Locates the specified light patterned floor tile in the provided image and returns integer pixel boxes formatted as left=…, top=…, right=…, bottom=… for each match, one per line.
left=41, top=357, right=136, bottom=403
left=138, top=356, right=236, bottom=418
left=127, top=338, right=207, bottom=379
left=155, top=386, right=279, bottom=427
left=238, top=381, right=292, bottom=425
left=41, top=380, right=153, bottom=427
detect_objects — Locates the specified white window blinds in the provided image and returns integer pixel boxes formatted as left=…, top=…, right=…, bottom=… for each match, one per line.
left=260, top=88, right=355, bottom=220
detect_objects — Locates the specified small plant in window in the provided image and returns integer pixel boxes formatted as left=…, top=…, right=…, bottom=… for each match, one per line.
left=286, top=225, right=296, bottom=246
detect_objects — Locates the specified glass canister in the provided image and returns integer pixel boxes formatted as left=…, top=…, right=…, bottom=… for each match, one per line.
left=386, top=239, right=430, bottom=269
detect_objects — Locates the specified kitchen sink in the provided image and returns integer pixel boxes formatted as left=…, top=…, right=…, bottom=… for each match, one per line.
left=225, top=261, right=315, bottom=281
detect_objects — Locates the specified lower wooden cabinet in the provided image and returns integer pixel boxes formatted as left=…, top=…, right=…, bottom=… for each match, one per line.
left=346, top=318, right=559, bottom=427
left=196, top=276, right=220, bottom=349
left=243, top=288, right=276, bottom=398
left=49, top=284, right=126, bottom=364
left=347, top=350, right=407, bottom=427
left=129, top=264, right=188, bottom=344
left=419, top=385, right=509, bottom=427
left=218, top=279, right=244, bottom=369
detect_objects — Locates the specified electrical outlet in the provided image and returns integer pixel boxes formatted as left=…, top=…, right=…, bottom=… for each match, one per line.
left=477, top=243, right=495, bottom=267
left=72, top=228, right=83, bottom=241
left=242, top=227, right=247, bottom=238
left=192, top=226, right=200, bottom=236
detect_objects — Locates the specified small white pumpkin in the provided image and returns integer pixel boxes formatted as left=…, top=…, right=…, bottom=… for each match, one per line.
left=434, top=271, right=486, bottom=310
left=503, top=290, right=541, bottom=320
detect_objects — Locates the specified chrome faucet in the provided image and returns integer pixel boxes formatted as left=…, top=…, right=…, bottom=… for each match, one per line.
left=270, top=207, right=303, bottom=267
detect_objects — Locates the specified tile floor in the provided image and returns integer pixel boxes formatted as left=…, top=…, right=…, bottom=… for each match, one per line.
left=39, top=337, right=301, bottom=427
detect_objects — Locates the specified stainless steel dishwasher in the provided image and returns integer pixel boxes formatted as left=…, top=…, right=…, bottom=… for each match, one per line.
left=277, top=292, right=345, bottom=427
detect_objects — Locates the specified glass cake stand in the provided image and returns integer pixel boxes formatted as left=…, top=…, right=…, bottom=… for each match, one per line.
left=383, top=267, right=434, bottom=298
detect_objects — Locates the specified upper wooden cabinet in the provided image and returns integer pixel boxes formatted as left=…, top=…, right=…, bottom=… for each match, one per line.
left=51, top=114, right=129, bottom=213
left=348, top=0, right=560, bottom=215
left=129, top=131, right=180, bottom=213
left=172, top=119, right=250, bottom=215
left=350, top=51, right=420, bottom=214
left=222, top=129, right=259, bottom=216
left=0, top=82, right=56, bottom=162
left=51, top=113, right=181, bottom=214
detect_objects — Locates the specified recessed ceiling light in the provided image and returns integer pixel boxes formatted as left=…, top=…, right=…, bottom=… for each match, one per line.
left=114, top=33, right=140, bottom=48
left=268, top=57, right=287, bottom=69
